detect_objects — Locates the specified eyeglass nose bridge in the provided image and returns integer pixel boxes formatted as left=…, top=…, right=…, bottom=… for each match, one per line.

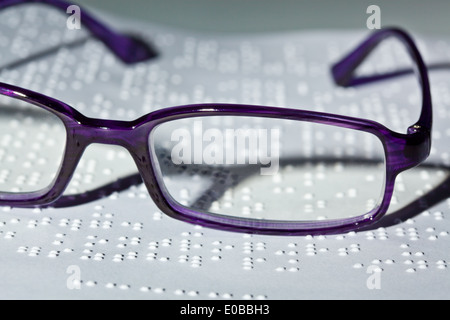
left=69, top=117, right=167, bottom=206
left=72, top=118, right=148, bottom=148
left=70, top=118, right=155, bottom=179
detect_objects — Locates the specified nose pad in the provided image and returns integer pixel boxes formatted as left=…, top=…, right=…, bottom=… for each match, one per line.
left=62, top=144, right=142, bottom=198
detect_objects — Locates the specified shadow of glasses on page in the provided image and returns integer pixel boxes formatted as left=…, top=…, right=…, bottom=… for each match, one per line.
left=181, top=160, right=450, bottom=227
left=47, top=148, right=450, bottom=233
left=0, top=32, right=158, bottom=73
left=0, top=2, right=159, bottom=73
left=343, top=63, right=450, bottom=87
left=361, top=164, right=450, bottom=231
left=49, top=172, right=143, bottom=208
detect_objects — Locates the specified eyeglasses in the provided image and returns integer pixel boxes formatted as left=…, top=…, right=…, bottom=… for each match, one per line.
left=0, top=0, right=432, bottom=235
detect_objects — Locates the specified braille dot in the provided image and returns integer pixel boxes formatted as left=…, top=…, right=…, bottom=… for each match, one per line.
left=113, top=254, right=124, bottom=262
left=48, top=251, right=59, bottom=258
left=17, top=246, right=27, bottom=253
left=174, top=289, right=184, bottom=296
left=146, top=253, right=157, bottom=261
left=94, top=253, right=105, bottom=261
left=187, top=291, right=198, bottom=297
left=105, top=283, right=116, bottom=289
left=153, top=287, right=165, bottom=294
left=371, top=259, right=382, bottom=265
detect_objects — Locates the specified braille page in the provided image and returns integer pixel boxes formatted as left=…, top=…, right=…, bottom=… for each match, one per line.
left=0, top=5, right=449, bottom=299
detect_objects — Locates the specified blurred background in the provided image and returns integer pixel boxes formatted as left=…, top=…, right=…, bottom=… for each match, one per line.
left=75, top=0, right=450, bottom=35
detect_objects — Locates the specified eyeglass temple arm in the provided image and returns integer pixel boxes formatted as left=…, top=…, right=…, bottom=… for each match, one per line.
left=0, top=0, right=158, bottom=64
left=331, top=27, right=432, bottom=133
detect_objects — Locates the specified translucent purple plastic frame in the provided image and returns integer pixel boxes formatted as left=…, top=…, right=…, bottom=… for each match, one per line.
left=0, top=0, right=432, bottom=235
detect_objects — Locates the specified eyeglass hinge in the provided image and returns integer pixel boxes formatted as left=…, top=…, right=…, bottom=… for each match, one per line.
left=403, top=125, right=431, bottom=169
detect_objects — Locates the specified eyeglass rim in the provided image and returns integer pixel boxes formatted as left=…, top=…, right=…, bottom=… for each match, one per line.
left=0, top=81, right=430, bottom=235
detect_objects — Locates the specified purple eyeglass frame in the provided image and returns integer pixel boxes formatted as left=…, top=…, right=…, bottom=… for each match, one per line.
left=0, top=0, right=432, bottom=235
